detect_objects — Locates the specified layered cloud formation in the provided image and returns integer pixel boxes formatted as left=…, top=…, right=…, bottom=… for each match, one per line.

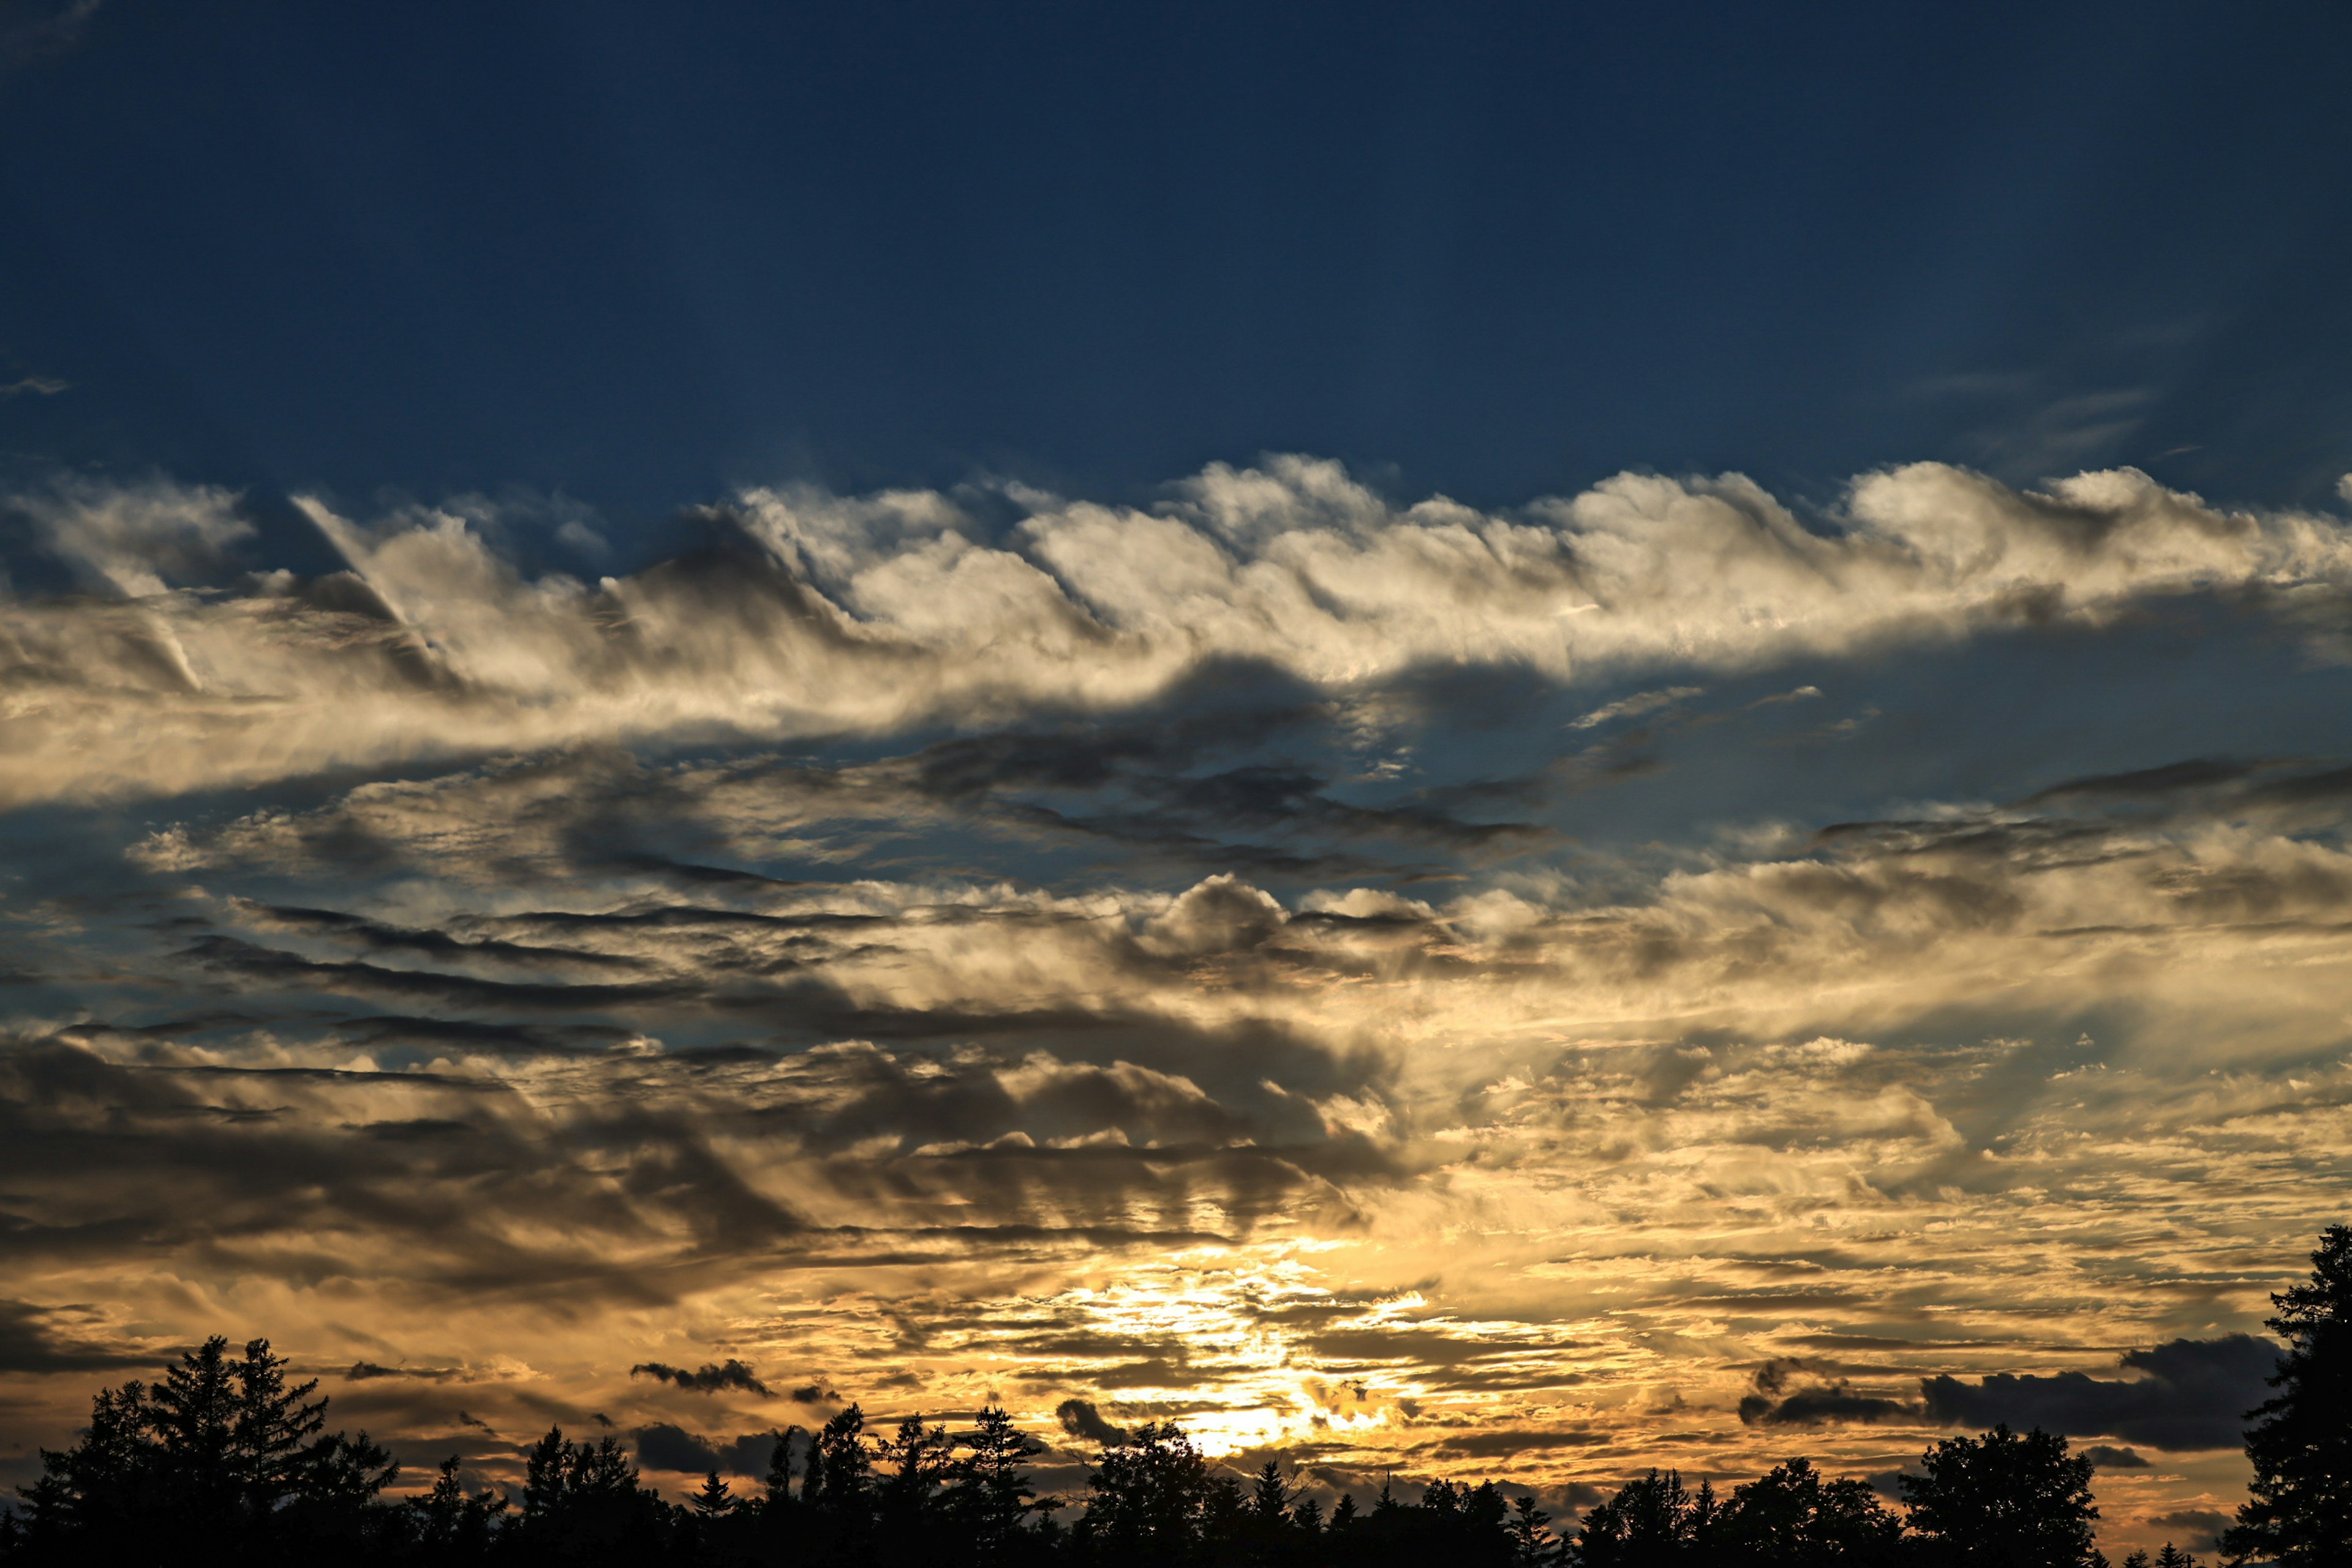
left=7, top=458, right=2352, bottom=805
left=2, top=456, right=2347, bottom=1555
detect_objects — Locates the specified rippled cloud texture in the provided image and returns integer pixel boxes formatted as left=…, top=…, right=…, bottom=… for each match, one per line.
left=4, top=456, right=2349, bottom=1550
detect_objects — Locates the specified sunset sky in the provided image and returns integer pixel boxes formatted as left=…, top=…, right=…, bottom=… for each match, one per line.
left=4, top=2, right=2350, bottom=1557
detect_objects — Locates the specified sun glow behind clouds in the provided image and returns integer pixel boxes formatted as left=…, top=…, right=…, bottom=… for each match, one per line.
left=2, top=456, right=2350, bottom=1548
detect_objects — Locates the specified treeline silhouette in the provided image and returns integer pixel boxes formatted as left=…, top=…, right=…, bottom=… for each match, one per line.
left=5, top=1224, right=2345, bottom=1567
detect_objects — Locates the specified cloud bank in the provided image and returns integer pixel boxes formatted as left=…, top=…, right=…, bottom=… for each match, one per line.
left=5, top=458, right=2350, bottom=806
left=3, top=453, right=2346, bottom=1551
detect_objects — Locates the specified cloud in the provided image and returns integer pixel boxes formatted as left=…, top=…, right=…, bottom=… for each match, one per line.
left=1918, top=1335, right=2279, bottom=1450
left=2079, top=1446, right=2149, bottom=1468
left=0, top=0, right=101, bottom=72
left=1055, top=1398, right=1129, bottom=1446
left=345, top=1361, right=464, bottom=1382
left=1570, top=686, right=1704, bottom=730
left=12, top=474, right=253, bottom=597
left=8, top=458, right=2352, bottom=806
left=631, top=1359, right=772, bottom=1396
left=0, top=1300, right=148, bottom=1373
left=0, top=374, right=67, bottom=398
left=5, top=441, right=2352, bottom=1555
left=635, top=1423, right=778, bottom=1476
left=1739, top=1379, right=1919, bottom=1427
left=2150, top=1509, right=2233, bottom=1551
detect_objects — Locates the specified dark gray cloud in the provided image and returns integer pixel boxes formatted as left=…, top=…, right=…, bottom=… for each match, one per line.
left=1738, top=1379, right=1919, bottom=1427
left=1055, top=1398, right=1128, bottom=1446
left=634, top=1423, right=779, bottom=1477
left=0, top=1299, right=147, bottom=1373
left=1425, top=1429, right=1610, bottom=1459
left=630, top=1359, right=771, bottom=1396
left=2024, top=757, right=2261, bottom=802
left=1917, top=1336, right=2279, bottom=1451
left=0, top=1023, right=1375, bottom=1326
left=2150, top=1509, right=2233, bottom=1551
left=2079, top=1445, right=2149, bottom=1469
left=344, top=1361, right=463, bottom=1382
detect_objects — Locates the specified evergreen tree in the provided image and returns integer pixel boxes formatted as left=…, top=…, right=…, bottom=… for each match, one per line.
left=874, top=1412, right=951, bottom=1520
left=1506, top=1494, right=1561, bottom=1565
left=1578, top=1469, right=1702, bottom=1566
left=944, top=1405, right=1053, bottom=1560
left=407, top=1456, right=507, bottom=1557
left=2225, top=1224, right=2352, bottom=1566
left=807, top=1403, right=872, bottom=1517
left=692, top=1469, right=737, bottom=1519
left=512, top=1426, right=679, bottom=1566
left=149, top=1335, right=243, bottom=1523
left=230, top=1338, right=331, bottom=1515
left=762, top=1423, right=804, bottom=1510
left=12, top=1336, right=396, bottom=1564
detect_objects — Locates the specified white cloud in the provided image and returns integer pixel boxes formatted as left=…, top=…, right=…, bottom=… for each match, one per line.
left=18, top=475, right=252, bottom=597
left=4, top=457, right=2351, bottom=806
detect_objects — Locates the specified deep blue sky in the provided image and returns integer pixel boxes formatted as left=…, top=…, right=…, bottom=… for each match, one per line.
left=4, top=0, right=2350, bottom=552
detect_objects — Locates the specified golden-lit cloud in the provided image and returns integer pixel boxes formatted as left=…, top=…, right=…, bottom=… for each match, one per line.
left=2, top=456, right=2346, bottom=1553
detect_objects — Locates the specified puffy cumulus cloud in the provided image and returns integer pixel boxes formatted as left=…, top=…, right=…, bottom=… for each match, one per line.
left=6, top=458, right=2352, bottom=806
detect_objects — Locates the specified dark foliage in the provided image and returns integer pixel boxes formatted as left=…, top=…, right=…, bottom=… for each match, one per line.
left=1897, top=1425, right=2100, bottom=1568
left=2224, top=1224, right=2352, bottom=1566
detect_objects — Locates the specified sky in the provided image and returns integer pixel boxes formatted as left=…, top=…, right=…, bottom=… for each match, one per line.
left=3, top=0, right=2351, bottom=1555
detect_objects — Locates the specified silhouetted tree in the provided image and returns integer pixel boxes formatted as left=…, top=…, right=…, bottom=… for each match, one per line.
left=944, top=1405, right=1056, bottom=1561
left=1899, top=1425, right=2099, bottom=1568
left=1078, top=1422, right=1220, bottom=1565
left=1580, top=1469, right=1708, bottom=1566
left=514, top=1426, right=680, bottom=1566
left=693, top=1469, right=738, bottom=1519
left=26, top=1325, right=2323, bottom=1568
left=1505, top=1494, right=1562, bottom=1565
left=870, top=1412, right=959, bottom=1562
left=11, top=1336, right=397, bottom=1564
left=407, top=1456, right=506, bottom=1558
left=2225, top=1223, right=2351, bottom=1566
left=1716, top=1456, right=1903, bottom=1566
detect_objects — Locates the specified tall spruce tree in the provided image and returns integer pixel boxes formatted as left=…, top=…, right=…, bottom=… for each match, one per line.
left=2225, top=1223, right=2352, bottom=1566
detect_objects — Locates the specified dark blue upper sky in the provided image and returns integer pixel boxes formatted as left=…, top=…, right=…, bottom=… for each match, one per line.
left=4, top=0, right=2349, bottom=554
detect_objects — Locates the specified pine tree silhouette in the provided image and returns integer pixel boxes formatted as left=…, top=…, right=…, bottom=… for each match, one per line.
left=2225, top=1223, right=2352, bottom=1566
